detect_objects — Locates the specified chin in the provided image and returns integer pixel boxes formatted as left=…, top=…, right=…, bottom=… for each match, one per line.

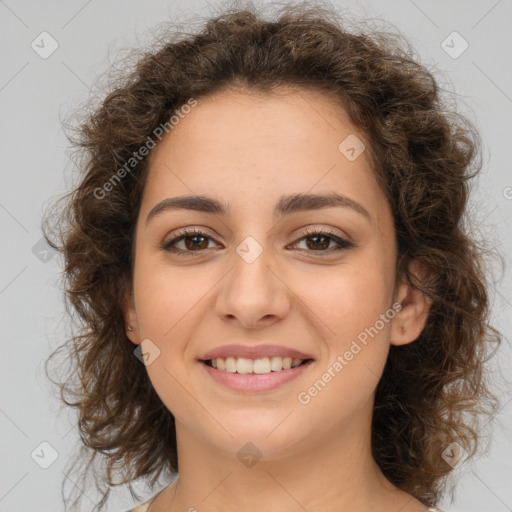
left=211, top=419, right=309, bottom=461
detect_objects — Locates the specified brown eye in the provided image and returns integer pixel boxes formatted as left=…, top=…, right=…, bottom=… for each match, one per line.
left=304, top=233, right=331, bottom=250
left=162, top=228, right=220, bottom=254
left=291, top=228, right=355, bottom=256
left=183, top=234, right=209, bottom=250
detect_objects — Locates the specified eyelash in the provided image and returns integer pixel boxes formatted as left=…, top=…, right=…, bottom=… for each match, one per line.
left=161, top=227, right=355, bottom=257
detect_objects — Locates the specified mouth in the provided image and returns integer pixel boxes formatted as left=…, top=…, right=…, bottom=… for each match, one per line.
left=197, top=343, right=315, bottom=392
left=202, top=356, right=313, bottom=374
left=199, top=356, right=315, bottom=392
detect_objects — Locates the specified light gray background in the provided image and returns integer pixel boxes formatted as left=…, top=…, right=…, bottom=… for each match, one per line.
left=1, top=0, right=511, bottom=510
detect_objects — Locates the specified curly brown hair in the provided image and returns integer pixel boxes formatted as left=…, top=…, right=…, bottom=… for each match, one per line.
left=43, top=1, right=503, bottom=510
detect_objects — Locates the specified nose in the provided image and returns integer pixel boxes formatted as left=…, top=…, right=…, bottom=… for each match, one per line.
left=216, top=241, right=291, bottom=329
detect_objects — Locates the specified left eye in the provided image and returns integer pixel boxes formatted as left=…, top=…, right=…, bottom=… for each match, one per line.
left=161, top=228, right=355, bottom=256
left=290, top=229, right=354, bottom=254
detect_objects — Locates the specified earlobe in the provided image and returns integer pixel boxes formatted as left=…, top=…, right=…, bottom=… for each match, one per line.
left=121, top=286, right=141, bottom=345
left=390, top=259, right=433, bottom=347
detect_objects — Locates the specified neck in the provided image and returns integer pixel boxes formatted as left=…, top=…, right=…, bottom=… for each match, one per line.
left=151, top=398, right=425, bottom=512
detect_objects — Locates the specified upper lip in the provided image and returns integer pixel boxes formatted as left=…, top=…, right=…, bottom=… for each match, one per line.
left=199, top=344, right=314, bottom=361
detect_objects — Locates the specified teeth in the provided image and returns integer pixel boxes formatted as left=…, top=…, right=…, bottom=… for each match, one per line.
left=270, top=356, right=283, bottom=371
left=236, top=357, right=253, bottom=374
left=225, top=357, right=237, bottom=372
left=210, top=356, right=306, bottom=374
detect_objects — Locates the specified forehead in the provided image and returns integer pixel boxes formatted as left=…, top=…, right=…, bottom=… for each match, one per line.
left=160, top=86, right=355, bottom=158
left=140, top=87, right=390, bottom=231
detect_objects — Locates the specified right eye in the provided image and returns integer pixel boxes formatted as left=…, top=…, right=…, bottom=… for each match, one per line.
left=161, top=228, right=222, bottom=255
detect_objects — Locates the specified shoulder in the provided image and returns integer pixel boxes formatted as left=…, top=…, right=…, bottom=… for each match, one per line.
left=126, top=488, right=165, bottom=512
left=124, top=502, right=448, bottom=512
left=126, top=502, right=150, bottom=512
left=127, top=502, right=446, bottom=512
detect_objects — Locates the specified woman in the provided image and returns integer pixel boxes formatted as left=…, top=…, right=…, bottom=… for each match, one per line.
left=43, top=2, right=501, bottom=511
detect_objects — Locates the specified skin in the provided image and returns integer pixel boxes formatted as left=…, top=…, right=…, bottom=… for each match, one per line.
left=122, top=87, right=432, bottom=512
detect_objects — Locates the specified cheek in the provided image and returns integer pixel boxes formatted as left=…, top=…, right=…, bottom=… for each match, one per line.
left=293, top=257, right=394, bottom=395
left=132, top=265, right=190, bottom=386
left=133, top=253, right=204, bottom=338
left=297, top=258, right=393, bottom=338
left=133, top=277, right=199, bottom=424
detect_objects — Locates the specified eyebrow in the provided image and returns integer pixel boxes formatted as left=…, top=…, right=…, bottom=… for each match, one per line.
left=145, top=192, right=372, bottom=226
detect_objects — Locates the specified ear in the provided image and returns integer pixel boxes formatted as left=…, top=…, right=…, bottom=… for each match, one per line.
left=390, top=259, right=433, bottom=346
left=121, top=283, right=141, bottom=346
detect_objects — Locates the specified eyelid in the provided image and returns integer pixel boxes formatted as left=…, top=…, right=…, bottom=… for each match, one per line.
left=168, top=226, right=217, bottom=240
left=161, top=225, right=355, bottom=255
left=290, top=224, right=353, bottom=245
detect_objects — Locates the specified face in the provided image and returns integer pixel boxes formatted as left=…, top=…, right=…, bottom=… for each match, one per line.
left=123, top=87, right=430, bottom=460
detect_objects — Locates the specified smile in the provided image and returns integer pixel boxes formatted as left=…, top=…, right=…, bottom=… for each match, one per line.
left=200, top=357, right=314, bottom=392
left=205, top=356, right=310, bottom=374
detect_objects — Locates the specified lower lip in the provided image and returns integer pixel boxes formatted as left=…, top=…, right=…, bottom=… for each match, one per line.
left=200, top=360, right=314, bottom=392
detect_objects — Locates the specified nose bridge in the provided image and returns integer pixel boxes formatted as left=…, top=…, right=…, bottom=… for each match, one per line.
left=233, top=234, right=273, bottom=287
left=217, top=232, right=290, bottom=327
